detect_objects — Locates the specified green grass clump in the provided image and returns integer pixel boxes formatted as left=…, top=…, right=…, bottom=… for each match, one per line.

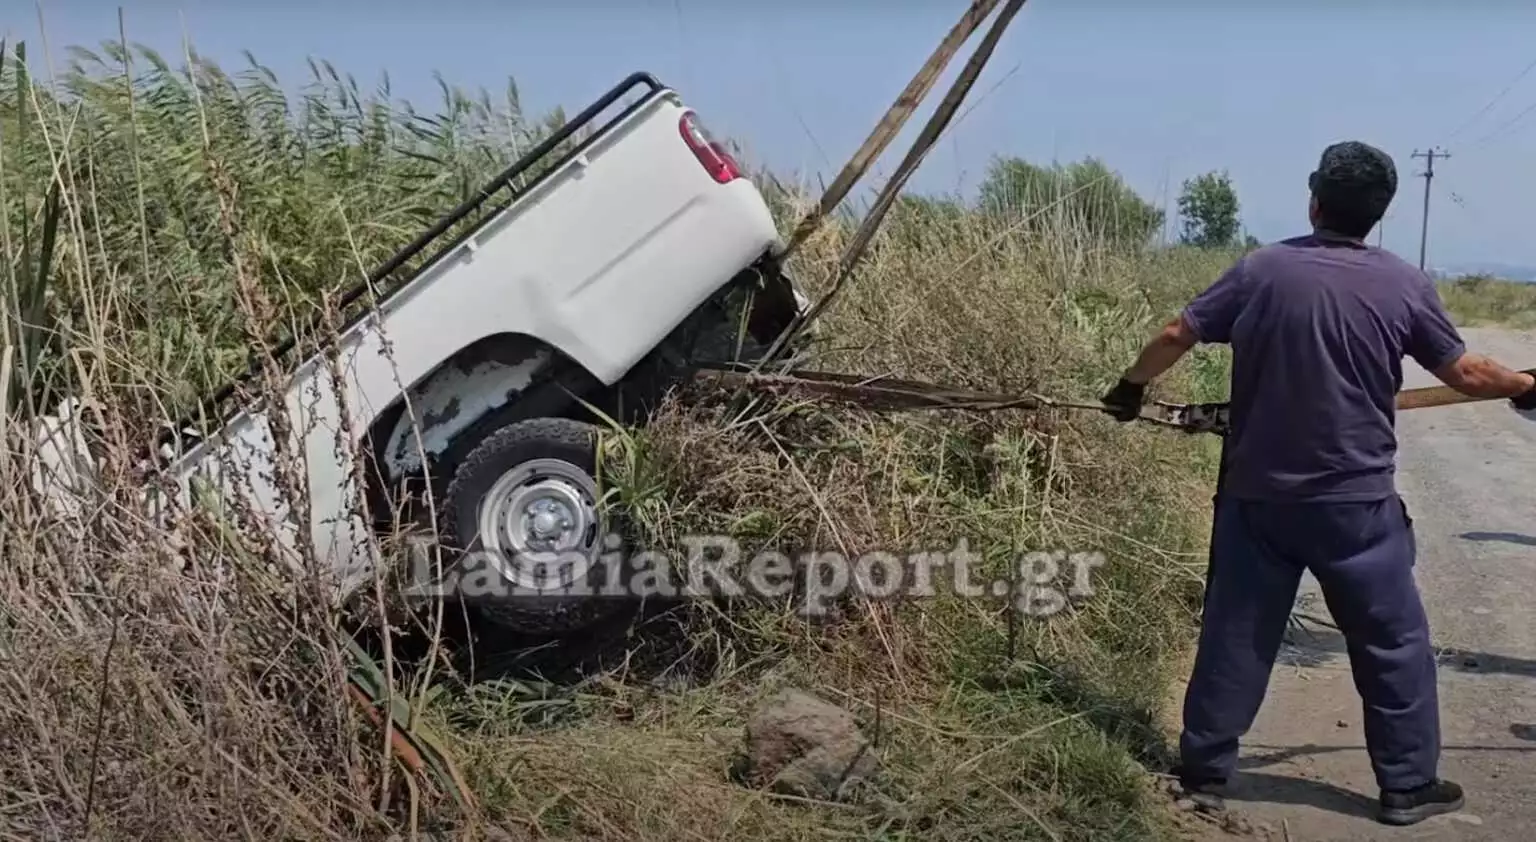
left=1, top=36, right=1237, bottom=841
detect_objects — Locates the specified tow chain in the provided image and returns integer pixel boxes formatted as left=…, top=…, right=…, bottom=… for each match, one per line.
left=693, top=364, right=1233, bottom=436
left=695, top=363, right=1533, bottom=438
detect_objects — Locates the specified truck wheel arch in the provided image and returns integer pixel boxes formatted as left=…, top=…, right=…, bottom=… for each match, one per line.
left=362, top=332, right=600, bottom=507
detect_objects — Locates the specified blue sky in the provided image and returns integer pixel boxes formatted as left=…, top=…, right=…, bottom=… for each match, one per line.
left=11, top=1, right=1536, bottom=271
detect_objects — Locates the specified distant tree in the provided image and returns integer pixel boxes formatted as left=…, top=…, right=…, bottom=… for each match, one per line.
left=977, top=156, right=1164, bottom=248
left=1177, top=170, right=1242, bottom=248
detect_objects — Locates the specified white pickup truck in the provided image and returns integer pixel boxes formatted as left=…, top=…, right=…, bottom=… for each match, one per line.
left=32, top=71, right=810, bottom=639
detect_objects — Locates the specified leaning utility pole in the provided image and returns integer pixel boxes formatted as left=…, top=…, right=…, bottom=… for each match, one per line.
left=1411, top=148, right=1449, bottom=273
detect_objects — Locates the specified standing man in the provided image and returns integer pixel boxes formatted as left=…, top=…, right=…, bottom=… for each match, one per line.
left=1099, top=140, right=1536, bottom=826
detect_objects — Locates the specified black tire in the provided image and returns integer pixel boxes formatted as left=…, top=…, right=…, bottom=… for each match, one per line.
left=438, top=417, right=631, bottom=637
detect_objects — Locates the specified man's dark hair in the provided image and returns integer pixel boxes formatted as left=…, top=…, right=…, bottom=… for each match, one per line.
left=1308, top=141, right=1397, bottom=239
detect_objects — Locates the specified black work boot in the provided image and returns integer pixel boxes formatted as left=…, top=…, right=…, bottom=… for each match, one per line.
left=1377, top=778, right=1464, bottom=826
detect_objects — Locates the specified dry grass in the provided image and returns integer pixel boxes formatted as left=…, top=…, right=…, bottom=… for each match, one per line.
left=1438, top=274, right=1536, bottom=331
left=1, top=37, right=1241, bottom=841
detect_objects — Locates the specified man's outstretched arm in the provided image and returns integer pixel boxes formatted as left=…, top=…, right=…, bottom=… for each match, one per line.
left=1405, top=277, right=1536, bottom=409
left=1102, top=259, right=1246, bottom=421
left=1123, top=315, right=1201, bottom=385
left=1101, top=314, right=1202, bottom=421
left=1430, top=352, right=1536, bottom=401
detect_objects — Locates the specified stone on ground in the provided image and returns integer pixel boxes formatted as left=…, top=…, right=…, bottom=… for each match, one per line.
left=733, top=687, right=877, bottom=801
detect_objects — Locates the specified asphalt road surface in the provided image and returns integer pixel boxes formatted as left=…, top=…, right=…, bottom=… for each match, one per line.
left=1186, top=326, right=1536, bottom=842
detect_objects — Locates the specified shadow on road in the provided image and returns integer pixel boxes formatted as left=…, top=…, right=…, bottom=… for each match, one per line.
left=1281, top=614, right=1536, bottom=679
left=1229, top=741, right=1536, bottom=819
left=1221, top=767, right=1378, bottom=819
left=1458, top=530, right=1536, bottom=547
left=1241, top=742, right=1536, bottom=767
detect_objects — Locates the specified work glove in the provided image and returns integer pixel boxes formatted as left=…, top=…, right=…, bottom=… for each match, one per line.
left=1100, top=377, right=1145, bottom=423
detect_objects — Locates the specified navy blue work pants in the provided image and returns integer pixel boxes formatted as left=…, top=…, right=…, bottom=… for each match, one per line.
left=1178, top=494, right=1441, bottom=792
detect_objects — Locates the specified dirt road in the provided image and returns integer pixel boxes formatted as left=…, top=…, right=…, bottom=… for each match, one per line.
left=1179, top=326, right=1536, bottom=841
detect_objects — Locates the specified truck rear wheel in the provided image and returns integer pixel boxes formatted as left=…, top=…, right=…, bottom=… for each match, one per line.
left=439, top=417, right=630, bottom=636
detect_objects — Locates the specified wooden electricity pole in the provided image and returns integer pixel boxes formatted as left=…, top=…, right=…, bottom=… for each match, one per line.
left=1411, top=148, right=1449, bottom=272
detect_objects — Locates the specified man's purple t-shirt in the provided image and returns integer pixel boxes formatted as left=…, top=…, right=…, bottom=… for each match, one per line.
left=1181, top=230, right=1466, bottom=503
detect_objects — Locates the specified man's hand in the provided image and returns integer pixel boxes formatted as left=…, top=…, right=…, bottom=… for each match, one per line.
left=1101, top=377, right=1146, bottom=422
left=1103, top=313, right=1198, bottom=423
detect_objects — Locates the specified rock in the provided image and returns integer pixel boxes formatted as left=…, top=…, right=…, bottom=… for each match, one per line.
left=734, top=687, right=877, bottom=800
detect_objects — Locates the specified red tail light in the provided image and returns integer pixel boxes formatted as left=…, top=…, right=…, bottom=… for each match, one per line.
left=678, top=110, right=743, bottom=184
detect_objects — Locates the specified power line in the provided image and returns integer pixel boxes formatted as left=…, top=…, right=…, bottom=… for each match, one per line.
left=1442, top=54, right=1536, bottom=144
left=1411, top=148, right=1449, bottom=273
left=1466, top=96, right=1536, bottom=149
